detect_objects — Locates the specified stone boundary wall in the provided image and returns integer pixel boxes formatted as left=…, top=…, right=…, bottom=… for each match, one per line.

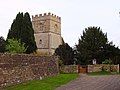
left=60, top=64, right=119, bottom=74
left=0, top=53, right=59, bottom=88
left=88, top=64, right=119, bottom=73
left=60, top=65, right=78, bottom=73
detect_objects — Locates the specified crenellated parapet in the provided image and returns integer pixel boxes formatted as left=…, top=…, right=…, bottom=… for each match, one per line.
left=32, top=12, right=62, bottom=55
left=32, top=12, right=61, bottom=23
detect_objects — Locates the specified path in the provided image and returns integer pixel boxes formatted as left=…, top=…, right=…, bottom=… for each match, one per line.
left=56, top=74, right=120, bottom=90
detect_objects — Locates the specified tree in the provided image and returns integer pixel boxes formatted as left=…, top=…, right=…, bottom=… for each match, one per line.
left=103, top=42, right=120, bottom=64
left=6, top=39, right=26, bottom=54
left=55, top=43, right=74, bottom=65
left=7, top=12, right=37, bottom=54
left=7, top=12, right=24, bottom=40
left=22, top=12, right=37, bottom=53
left=76, top=27, right=108, bottom=65
left=0, top=36, right=6, bottom=53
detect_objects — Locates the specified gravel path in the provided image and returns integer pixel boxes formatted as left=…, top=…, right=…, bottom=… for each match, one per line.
left=56, top=74, right=120, bottom=90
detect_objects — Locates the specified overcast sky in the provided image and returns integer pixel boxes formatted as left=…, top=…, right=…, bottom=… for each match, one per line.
left=0, top=0, right=120, bottom=47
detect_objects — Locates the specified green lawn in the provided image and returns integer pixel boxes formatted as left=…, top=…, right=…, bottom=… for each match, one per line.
left=4, top=74, right=78, bottom=90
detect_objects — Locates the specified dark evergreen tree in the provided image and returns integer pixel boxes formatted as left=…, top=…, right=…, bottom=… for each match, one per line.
left=55, top=43, right=74, bottom=65
left=61, top=37, right=65, bottom=45
left=0, top=36, right=5, bottom=53
left=103, top=42, right=120, bottom=64
left=76, top=27, right=108, bottom=65
left=7, top=12, right=23, bottom=39
left=7, top=12, right=37, bottom=54
left=22, top=12, right=37, bottom=53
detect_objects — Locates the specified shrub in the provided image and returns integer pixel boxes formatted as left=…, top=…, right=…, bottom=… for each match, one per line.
left=102, top=59, right=112, bottom=64
left=6, top=39, right=27, bottom=54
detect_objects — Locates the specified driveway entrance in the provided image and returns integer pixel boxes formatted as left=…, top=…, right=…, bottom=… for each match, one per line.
left=56, top=75, right=120, bottom=90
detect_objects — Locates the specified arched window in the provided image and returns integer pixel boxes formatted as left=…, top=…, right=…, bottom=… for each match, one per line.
left=54, top=24, right=58, bottom=32
left=39, top=39, right=42, bottom=44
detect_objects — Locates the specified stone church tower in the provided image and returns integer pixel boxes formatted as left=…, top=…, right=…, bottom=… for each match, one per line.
left=32, top=13, right=62, bottom=55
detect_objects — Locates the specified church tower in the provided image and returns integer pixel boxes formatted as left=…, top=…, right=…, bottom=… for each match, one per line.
left=32, top=13, right=62, bottom=55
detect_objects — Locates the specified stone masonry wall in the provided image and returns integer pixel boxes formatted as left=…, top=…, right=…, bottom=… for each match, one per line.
left=88, top=64, right=119, bottom=73
left=60, top=64, right=119, bottom=74
left=0, top=53, right=59, bottom=88
left=60, top=65, right=78, bottom=73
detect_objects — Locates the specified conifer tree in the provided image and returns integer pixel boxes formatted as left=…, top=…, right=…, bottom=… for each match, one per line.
left=55, top=43, right=74, bottom=65
left=22, top=12, right=37, bottom=53
left=7, top=12, right=37, bottom=54
left=7, top=12, right=23, bottom=39
left=76, top=27, right=108, bottom=64
left=0, top=36, right=6, bottom=53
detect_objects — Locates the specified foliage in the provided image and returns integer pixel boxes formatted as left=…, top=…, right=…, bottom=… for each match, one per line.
left=102, top=59, right=112, bottom=64
left=76, top=27, right=108, bottom=65
left=7, top=12, right=37, bottom=54
left=4, top=74, right=78, bottom=90
left=6, top=39, right=26, bottom=54
left=0, top=36, right=6, bottom=53
left=61, top=37, right=65, bottom=45
left=58, top=59, right=64, bottom=66
left=103, top=42, right=120, bottom=64
left=55, top=43, right=74, bottom=65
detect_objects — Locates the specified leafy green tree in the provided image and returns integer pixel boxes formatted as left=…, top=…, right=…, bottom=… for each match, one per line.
left=55, top=43, right=74, bottom=65
left=6, top=39, right=26, bottom=54
left=76, top=27, right=108, bottom=65
left=7, top=12, right=37, bottom=54
left=0, top=36, right=6, bottom=53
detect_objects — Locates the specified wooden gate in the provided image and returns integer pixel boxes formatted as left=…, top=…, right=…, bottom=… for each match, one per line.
left=78, top=65, right=88, bottom=73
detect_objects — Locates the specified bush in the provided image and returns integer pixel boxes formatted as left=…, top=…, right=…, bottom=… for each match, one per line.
left=102, top=59, right=112, bottom=64
left=6, top=39, right=27, bottom=54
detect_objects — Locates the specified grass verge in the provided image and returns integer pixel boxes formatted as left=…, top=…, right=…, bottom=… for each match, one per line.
left=4, top=74, right=78, bottom=90
left=87, top=71, right=117, bottom=76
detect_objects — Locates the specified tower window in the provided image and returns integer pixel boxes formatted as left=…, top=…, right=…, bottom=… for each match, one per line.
left=54, top=24, right=58, bottom=32
left=39, top=39, right=42, bottom=44
left=39, top=23, right=44, bottom=31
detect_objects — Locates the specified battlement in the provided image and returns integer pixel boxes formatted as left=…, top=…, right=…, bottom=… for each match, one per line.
left=32, top=12, right=61, bottom=22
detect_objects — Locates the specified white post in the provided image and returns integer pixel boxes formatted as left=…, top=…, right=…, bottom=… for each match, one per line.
left=117, top=64, right=119, bottom=73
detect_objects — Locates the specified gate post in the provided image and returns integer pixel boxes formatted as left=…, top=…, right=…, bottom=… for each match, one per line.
left=78, top=65, right=80, bottom=73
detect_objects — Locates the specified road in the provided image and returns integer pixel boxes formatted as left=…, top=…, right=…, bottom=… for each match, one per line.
left=56, top=74, right=120, bottom=90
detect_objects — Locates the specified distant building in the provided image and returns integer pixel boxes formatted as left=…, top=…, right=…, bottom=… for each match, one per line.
left=32, top=13, right=62, bottom=55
